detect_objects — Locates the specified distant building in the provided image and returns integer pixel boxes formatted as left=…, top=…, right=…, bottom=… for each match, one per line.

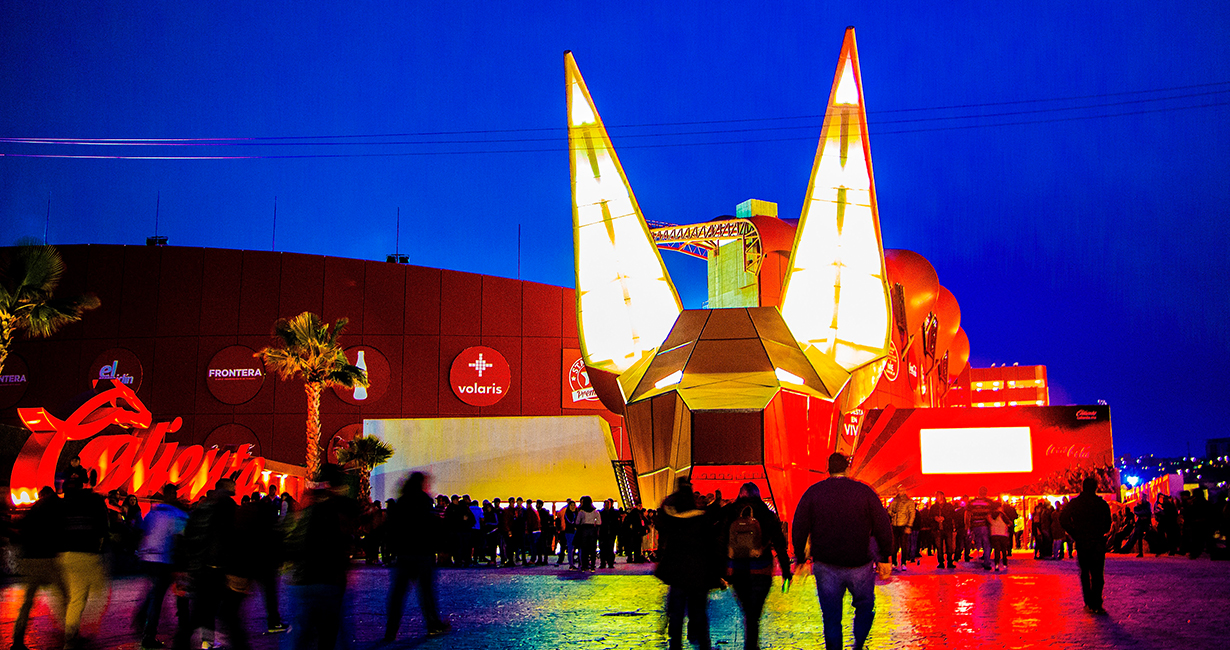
left=969, top=365, right=1049, bottom=408
left=1208, top=437, right=1230, bottom=459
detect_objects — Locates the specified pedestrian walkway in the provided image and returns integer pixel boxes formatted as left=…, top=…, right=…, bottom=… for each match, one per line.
left=2, top=555, right=1227, bottom=649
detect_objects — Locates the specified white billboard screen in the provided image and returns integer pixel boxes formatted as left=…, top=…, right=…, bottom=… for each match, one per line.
left=919, top=427, right=1033, bottom=474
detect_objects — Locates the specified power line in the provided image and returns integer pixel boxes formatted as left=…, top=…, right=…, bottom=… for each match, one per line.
left=3, top=80, right=1228, bottom=146
left=4, top=87, right=1226, bottom=149
left=2, top=100, right=1226, bottom=161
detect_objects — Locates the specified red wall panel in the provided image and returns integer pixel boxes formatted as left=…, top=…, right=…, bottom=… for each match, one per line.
left=404, top=266, right=441, bottom=336
left=561, top=287, right=578, bottom=340
left=199, top=249, right=243, bottom=335
left=238, top=251, right=281, bottom=336
left=324, top=256, right=366, bottom=335
left=364, top=262, right=406, bottom=336
left=522, top=282, right=563, bottom=339
left=439, top=271, right=481, bottom=337
left=81, top=246, right=125, bottom=339
left=120, top=246, right=161, bottom=338
left=481, top=276, right=522, bottom=337
left=156, top=247, right=203, bottom=337
left=401, top=336, right=439, bottom=415
left=151, top=336, right=199, bottom=416
left=278, top=253, right=325, bottom=321
left=521, top=336, right=563, bottom=416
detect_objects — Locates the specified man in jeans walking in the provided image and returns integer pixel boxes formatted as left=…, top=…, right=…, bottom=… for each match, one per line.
left=965, top=487, right=995, bottom=570
left=792, top=453, right=893, bottom=650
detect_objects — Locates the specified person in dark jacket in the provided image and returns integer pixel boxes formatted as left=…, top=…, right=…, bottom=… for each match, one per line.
left=929, top=492, right=956, bottom=569
left=58, top=477, right=111, bottom=649
left=384, top=471, right=450, bottom=641
left=655, top=477, right=717, bottom=650
left=282, top=465, right=360, bottom=650
left=598, top=499, right=620, bottom=569
left=792, top=453, right=892, bottom=650
left=183, top=478, right=243, bottom=650
left=1059, top=477, right=1113, bottom=615
left=12, top=486, right=64, bottom=650
left=719, top=483, right=791, bottom=650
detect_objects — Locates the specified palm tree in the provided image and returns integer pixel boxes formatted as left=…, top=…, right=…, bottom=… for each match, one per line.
left=256, top=312, right=368, bottom=477
left=0, top=241, right=100, bottom=374
left=336, top=435, right=395, bottom=502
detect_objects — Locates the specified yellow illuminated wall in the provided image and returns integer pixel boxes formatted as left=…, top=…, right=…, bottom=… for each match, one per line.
left=779, top=28, right=891, bottom=380
left=567, top=52, right=682, bottom=375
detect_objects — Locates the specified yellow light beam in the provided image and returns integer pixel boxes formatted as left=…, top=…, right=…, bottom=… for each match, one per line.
left=780, top=27, right=892, bottom=385
left=567, top=51, right=682, bottom=375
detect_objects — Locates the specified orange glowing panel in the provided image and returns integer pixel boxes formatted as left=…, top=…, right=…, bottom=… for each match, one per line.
left=567, top=51, right=682, bottom=375
left=780, top=27, right=891, bottom=382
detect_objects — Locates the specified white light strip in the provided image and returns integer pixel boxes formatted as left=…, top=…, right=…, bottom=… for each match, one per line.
left=774, top=367, right=804, bottom=385
left=654, top=370, right=683, bottom=390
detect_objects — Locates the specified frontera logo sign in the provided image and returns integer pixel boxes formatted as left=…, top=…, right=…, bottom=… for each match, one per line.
left=206, top=345, right=265, bottom=405
left=450, top=346, right=510, bottom=407
left=10, top=380, right=268, bottom=506
left=89, top=348, right=143, bottom=391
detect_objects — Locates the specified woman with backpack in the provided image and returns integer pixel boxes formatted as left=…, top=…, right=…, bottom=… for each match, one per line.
left=719, top=482, right=792, bottom=650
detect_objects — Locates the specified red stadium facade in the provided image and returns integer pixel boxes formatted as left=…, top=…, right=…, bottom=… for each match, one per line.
left=1, top=244, right=626, bottom=504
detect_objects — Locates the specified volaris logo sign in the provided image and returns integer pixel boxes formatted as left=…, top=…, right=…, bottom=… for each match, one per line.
left=450, top=346, right=510, bottom=407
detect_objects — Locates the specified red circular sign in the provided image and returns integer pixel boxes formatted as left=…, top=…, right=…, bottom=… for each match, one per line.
left=0, top=353, right=30, bottom=409
left=332, top=346, right=390, bottom=405
left=203, top=423, right=261, bottom=456
left=450, top=346, right=510, bottom=406
left=568, top=357, right=599, bottom=404
left=89, top=348, right=143, bottom=391
left=206, top=345, right=265, bottom=405
left=884, top=341, right=900, bottom=382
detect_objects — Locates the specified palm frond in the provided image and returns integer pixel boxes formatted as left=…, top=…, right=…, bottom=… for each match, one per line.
left=336, top=435, right=395, bottom=468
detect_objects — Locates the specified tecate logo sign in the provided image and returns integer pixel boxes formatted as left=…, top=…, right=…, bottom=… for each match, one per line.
left=450, top=346, right=511, bottom=407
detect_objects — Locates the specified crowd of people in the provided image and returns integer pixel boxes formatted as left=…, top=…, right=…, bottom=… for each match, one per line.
left=2, top=453, right=1228, bottom=650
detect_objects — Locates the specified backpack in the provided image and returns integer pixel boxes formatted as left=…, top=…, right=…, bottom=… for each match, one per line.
left=728, top=506, right=764, bottom=559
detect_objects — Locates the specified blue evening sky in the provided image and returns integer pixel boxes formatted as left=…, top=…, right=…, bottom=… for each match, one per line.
left=2, top=2, right=1228, bottom=458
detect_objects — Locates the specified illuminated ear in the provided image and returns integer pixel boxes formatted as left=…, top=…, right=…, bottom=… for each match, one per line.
left=568, top=51, right=682, bottom=375
left=779, top=28, right=891, bottom=386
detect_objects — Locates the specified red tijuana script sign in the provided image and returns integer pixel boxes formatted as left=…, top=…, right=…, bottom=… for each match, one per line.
left=206, top=345, right=264, bottom=405
left=10, top=380, right=269, bottom=506
left=450, top=346, right=510, bottom=406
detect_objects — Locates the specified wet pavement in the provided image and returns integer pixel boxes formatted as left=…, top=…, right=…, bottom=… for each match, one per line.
left=3, top=553, right=1228, bottom=649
